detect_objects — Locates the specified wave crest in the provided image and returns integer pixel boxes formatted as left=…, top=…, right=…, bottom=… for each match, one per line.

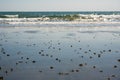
left=0, top=15, right=19, bottom=18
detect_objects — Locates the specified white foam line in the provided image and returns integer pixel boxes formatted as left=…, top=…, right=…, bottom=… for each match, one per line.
left=8, top=21, right=120, bottom=25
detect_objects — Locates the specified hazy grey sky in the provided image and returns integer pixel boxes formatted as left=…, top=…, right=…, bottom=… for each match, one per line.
left=0, top=0, right=120, bottom=11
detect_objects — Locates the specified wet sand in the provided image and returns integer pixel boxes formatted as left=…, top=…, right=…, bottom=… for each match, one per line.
left=0, top=26, right=120, bottom=80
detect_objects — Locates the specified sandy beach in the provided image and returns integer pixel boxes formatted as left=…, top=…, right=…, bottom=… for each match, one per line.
left=0, top=26, right=120, bottom=80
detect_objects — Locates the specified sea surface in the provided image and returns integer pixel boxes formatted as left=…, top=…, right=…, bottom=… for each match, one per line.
left=0, top=11, right=120, bottom=80
left=0, top=11, right=120, bottom=27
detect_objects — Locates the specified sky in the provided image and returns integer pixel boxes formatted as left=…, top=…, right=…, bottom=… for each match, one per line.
left=0, top=0, right=120, bottom=11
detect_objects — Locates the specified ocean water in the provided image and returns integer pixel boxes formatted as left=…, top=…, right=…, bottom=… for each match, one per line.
left=0, top=11, right=120, bottom=27
left=0, top=12, right=120, bottom=80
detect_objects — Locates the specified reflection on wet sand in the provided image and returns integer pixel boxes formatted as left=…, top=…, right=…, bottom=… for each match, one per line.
left=0, top=26, right=120, bottom=80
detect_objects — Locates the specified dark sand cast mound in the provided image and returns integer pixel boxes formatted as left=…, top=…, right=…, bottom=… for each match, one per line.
left=24, top=30, right=39, bottom=33
left=0, top=27, right=120, bottom=80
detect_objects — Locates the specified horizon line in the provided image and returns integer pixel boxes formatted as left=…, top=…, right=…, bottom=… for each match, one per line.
left=0, top=10, right=120, bottom=12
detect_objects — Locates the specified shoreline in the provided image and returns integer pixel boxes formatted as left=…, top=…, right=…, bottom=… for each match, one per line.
left=0, top=25, right=120, bottom=32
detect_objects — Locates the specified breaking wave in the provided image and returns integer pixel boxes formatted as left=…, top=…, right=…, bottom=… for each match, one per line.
left=0, top=12, right=120, bottom=27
